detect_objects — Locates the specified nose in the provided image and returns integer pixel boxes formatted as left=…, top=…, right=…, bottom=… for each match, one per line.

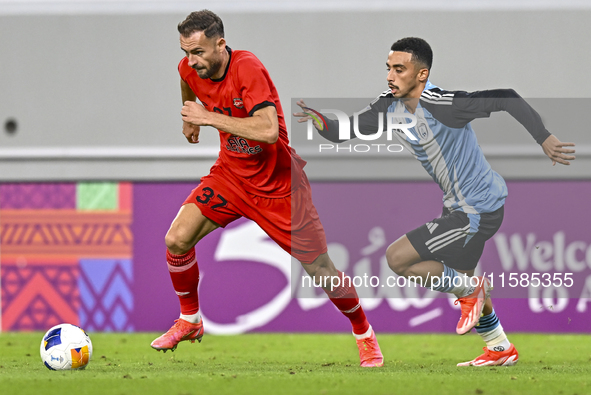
left=387, top=69, right=395, bottom=82
left=187, top=54, right=198, bottom=68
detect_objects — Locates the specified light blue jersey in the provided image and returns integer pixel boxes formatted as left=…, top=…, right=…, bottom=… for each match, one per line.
left=386, top=82, right=507, bottom=215
left=319, top=83, right=551, bottom=220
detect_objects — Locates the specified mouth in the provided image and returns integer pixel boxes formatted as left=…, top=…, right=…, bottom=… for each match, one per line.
left=389, top=85, right=398, bottom=94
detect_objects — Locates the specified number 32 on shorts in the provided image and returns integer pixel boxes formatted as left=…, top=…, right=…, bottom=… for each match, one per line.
left=195, top=187, right=228, bottom=210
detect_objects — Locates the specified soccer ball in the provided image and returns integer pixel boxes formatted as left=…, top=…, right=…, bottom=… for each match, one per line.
left=40, top=323, right=93, bottom=370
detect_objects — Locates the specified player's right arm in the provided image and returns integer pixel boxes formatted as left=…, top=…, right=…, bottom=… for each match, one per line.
left=180, top=78, right=200, bottom=144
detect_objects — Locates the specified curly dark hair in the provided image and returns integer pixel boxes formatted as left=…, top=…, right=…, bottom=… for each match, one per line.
left=178, top=9, right=224, bottom=39
left=390, top=37, right=433, bottom=70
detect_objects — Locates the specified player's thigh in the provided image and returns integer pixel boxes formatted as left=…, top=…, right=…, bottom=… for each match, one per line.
left=185, top=175, right=242, bottom=228
left=169, top=174, right=244, bottom=251
left=385, top=235, right=423, bottom=272
left=247, top=180, right=328, bottom=264
left=166, top=203, right=219, bottom=253
left=288, top=177, right=328, bottom=264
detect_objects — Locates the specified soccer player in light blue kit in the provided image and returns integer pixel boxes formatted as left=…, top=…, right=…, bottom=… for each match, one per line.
left=294, top=37, right=575, bottom=366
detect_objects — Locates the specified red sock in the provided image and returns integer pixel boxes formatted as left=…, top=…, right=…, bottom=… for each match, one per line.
left=167, top=248, right=200, bottom=315
left=325, top=271, right=370, bottom=335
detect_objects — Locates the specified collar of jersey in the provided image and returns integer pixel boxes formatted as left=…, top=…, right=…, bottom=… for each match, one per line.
left=210, top=46, right=232, bottom=82
left=424, top=80, right=439, bottom=90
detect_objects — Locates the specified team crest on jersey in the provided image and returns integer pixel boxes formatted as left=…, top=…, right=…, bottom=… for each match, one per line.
left=233, top=98, right=244, bottom=109
left=417, top=123, right=429, bottom=140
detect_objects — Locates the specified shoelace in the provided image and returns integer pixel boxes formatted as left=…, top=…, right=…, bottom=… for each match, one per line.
left=164, top=319, right=185, bottom=337
left=170, top=319, right=201, bottom=339
left=481, top=347, right=492, bottom=357
left=359, top=337, right=378, bottom=353
left=454, top=298, right=474, bottom=315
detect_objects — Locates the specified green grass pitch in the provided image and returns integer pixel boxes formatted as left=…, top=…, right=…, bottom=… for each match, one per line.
left=1, top=332, right=590, bottom=395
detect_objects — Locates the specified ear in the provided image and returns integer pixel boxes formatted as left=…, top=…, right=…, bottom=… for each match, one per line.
left=216, top=37, right=227, bottom=52
left=417, top=68, right=429, bottom=83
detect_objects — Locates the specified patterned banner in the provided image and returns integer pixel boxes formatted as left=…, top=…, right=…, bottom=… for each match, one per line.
left=0, top=182, right=133, bottom=332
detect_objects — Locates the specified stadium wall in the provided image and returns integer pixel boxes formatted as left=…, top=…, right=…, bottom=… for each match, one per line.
left=0, top=5, right=590, bottom=180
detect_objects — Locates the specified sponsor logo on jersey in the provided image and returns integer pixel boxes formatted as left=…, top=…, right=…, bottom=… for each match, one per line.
left=233, top=98, right=244, bottom=109
left=226, top=136, right=263, bottom=155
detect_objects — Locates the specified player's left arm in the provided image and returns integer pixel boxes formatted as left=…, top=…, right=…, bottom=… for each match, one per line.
left=448, top=89, right=576, bottom=165
left=181, top=101, right=278, bottom=144
left=180, top=78, right=201, bottom=144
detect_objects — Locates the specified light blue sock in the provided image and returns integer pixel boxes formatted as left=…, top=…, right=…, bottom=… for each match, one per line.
left=477, top=309, right=511, bottom=351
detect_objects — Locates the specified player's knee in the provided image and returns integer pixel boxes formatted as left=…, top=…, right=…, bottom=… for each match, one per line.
left=386, top=243, right=408, bottom=275
left=165, top=228, right=194, bottom=255
left=302, top=253, right=337, bottom=280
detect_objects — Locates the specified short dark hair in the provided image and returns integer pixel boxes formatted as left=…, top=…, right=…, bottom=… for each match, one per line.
left=390, top=37, right=433, bottom=70
left=178, top=9, right=224, bottom=39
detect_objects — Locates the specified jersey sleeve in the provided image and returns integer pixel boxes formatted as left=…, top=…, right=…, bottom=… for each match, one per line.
left=421, top=88, right=551, bottom=145
left=317, top=90, right=394, bottom=143
left=234, top=56, right=276, bottom=116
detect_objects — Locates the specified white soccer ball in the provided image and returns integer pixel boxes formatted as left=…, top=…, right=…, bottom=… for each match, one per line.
left=40, top=323, right=93, bottom=370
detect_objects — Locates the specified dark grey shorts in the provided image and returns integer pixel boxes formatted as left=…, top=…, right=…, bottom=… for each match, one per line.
left=406, top=206, right=504, bottom=271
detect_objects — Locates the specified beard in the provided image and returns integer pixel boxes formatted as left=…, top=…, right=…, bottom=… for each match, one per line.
left=194, top=57, right=223, bottom=79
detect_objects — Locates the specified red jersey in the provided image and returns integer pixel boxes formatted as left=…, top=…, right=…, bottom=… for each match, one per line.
left=178, top=47, right=304, bottom=197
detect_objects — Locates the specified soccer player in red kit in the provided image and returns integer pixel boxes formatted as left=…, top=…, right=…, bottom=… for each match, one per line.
left=150, top=10, right=383, bottom=367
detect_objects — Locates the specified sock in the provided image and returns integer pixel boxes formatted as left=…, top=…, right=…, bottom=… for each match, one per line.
left=476, top=309, right=511, bottom=351
left=180, top=312, right=202, bottom=324
left=324, top=271, right=371, bottom=336
left=167, top=248, right=200, bottom=315
left=429, top=264, right=474, bottom=297
left=353, top=325, right=373, bottom=340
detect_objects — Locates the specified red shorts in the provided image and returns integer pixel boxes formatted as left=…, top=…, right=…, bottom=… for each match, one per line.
left=183, top=172, right=327, bottom=264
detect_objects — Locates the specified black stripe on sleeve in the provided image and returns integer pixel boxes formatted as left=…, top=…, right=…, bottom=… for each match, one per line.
left=248, top=101, right=276, bottom=117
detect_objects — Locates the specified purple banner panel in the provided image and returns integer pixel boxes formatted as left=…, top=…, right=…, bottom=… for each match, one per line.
left=131, top=181, right=591, bottom=334
left=0, top=183, right=76, bottom=209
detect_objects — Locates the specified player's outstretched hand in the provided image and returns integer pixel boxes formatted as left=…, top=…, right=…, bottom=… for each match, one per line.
left=182, top=121, right=200, bottom=144
left=542, top=135, right=576, bottom=166
left=293, top=99, right=323, bottom=130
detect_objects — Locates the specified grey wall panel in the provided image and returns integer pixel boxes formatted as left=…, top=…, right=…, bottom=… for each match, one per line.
left=0, top=10, right=589, bottom=180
